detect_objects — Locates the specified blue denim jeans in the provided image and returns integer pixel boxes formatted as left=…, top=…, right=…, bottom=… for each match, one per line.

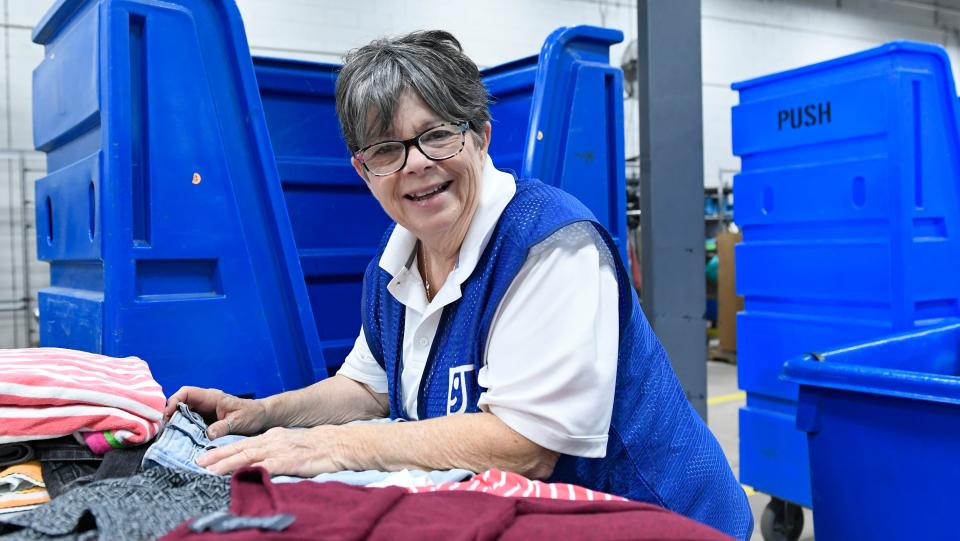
left=143, top=403, right=471, bottom=486
left=142, top=403, right=243, bottom=476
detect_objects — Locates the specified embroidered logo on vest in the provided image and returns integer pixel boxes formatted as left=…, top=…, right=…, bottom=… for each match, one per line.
left=447, top=364, right=475, bottom=415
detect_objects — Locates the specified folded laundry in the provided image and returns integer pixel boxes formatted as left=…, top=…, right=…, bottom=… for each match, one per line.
left=0, top=460, right=49, bottom=516
left=0, top=444, right=33, bottom=469
left=0, top=348, right=166, bottom=454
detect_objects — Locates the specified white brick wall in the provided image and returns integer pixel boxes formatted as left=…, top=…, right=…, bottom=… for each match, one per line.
left=0, top=152, right=35, bottom=348
left=3, top=0, right=960, bottom=347
left=2, top=0, right=47, bottom=348
left=235, top=0, right=637, bottom=67
left=6, top=1, right=49, bottom=27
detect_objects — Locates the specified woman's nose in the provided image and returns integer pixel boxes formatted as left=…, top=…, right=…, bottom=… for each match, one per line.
left=403, top=143, right=433, bottom=175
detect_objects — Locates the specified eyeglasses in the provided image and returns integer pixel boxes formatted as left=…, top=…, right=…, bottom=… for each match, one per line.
left=355, top=122, right=469, bottom=176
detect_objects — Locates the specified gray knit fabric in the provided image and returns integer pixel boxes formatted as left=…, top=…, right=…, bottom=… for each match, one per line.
left=0, top=467, right=230, bottom=541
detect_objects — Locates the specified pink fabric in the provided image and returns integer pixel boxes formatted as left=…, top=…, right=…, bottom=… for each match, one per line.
left=0, top=348, right=165, bottom=453
left=80, top=432, right=115, bottom=454
left=410, top=469, right=628, bottom=502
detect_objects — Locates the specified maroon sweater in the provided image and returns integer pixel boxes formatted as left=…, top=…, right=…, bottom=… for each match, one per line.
left=162, top=467, right=735, bottom=541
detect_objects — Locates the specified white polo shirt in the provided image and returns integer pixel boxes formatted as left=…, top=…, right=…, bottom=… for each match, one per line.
left=338, top=156, right=618, bottom=458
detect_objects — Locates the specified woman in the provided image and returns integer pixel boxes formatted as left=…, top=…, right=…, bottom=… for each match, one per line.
left=166, top=30, right=752, bottom=539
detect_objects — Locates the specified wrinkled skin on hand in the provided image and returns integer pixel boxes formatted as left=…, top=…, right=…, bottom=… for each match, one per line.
left=195, top=425, right=346, bottom=477
left=164, top=386, right=268, bottom=439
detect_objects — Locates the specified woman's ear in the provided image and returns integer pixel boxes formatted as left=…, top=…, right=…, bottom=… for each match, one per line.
left=351, top=156, right=371, bottom=185
left=481, top=121, right=492, bottom=154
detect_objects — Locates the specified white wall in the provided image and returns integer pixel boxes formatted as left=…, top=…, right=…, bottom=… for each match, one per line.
left=2, top=0, right=49, bottom=347
left=3, top=0, right=960, bottom=347
left=235, top=0, right=638, bottom=68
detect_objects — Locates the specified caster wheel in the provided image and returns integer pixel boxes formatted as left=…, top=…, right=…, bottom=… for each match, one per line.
left=760, top=497, right=804, bottom=541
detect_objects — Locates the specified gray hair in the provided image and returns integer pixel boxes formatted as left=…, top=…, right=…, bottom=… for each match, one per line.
left=335, top=30, right=491, bottom=153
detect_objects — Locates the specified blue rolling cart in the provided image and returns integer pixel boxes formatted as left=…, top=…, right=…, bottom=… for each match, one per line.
left=733, top=41, right=960, bottom=539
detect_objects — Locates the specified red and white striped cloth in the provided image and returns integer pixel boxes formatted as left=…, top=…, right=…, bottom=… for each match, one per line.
left=409, top=469, right=628, bottom=502
left=0, top=348, right=165, bottom=453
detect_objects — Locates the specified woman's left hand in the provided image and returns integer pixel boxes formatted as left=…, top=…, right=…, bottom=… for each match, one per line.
left=196, top=425, right=347, bottom=476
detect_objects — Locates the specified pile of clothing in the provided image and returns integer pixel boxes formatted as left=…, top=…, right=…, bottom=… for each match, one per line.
left=0, top=460, right=46, bottom=515
left=0, top=348, right=736, bottom=540
left=0, top=348, right=165, bottom=518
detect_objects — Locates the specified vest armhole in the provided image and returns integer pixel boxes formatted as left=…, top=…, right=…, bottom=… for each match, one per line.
left=360, top=266, right=387, bottom=370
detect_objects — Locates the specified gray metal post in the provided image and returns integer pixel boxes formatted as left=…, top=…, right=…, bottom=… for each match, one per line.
left=637, top=0, right=707, bottom=419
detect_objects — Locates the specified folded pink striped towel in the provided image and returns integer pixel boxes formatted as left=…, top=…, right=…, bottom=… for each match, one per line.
left=0, top=348, right=165, bottom=453
left=408, top=469, right=628, bottom=502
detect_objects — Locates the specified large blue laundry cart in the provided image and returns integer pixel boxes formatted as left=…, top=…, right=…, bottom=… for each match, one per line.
left=783, top=321, right=960, bottom=541
left=31, top=0, right=626, bottom=398
left=732, top=40, right=960, bottom=538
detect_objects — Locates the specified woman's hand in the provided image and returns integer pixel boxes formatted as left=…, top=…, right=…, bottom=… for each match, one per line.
left=165, top=386, right=269, bottom=439
left=196, top=426, right=345, bottom=476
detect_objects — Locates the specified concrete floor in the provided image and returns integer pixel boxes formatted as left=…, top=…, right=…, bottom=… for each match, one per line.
left=706, top=360, right=815, bottom=541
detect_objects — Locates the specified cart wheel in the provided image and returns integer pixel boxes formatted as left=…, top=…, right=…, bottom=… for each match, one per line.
left=760, top=497, right=804, bottom=541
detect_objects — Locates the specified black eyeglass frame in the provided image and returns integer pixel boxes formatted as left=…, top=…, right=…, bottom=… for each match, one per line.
left=354, top=121, right=470, bottom=176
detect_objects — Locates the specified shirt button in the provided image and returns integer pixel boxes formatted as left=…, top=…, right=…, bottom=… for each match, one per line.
left=418, top=337, right=429, bottom=348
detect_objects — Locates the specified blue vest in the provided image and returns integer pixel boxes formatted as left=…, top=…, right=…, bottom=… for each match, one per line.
left=362, top=178, right=753, bottom=540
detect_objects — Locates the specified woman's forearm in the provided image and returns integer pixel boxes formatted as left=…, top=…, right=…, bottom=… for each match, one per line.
left=261, top=374, right=389, bottom=428
left=338, top=412, right=559, bottom=479
left=197, top=409, right=558, bottom=478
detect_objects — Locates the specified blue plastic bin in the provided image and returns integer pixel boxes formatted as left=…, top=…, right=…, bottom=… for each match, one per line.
left=731, top=41, right=960, bottom=507
left=783, top=321, right=960, bottom=540
left=31, top=0, right=626, bottom=397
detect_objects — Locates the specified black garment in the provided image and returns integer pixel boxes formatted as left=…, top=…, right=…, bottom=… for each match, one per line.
left=0, top=445, right=33, bottom=468
left=33, top=438, right=147, bottom=498
left=33, top=438, right=100, bottom=498
left=0, top=467, right=230, bottom=541
left=92, top=446, right=149, bottom=483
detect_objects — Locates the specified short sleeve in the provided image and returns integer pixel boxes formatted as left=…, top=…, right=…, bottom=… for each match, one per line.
left=477, top=221, right=619, bottom=458
left=336, top=326, right=389, bottom=394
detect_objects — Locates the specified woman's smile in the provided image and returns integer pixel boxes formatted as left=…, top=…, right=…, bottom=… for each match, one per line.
left=404, top=180, right=454, bottom=202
